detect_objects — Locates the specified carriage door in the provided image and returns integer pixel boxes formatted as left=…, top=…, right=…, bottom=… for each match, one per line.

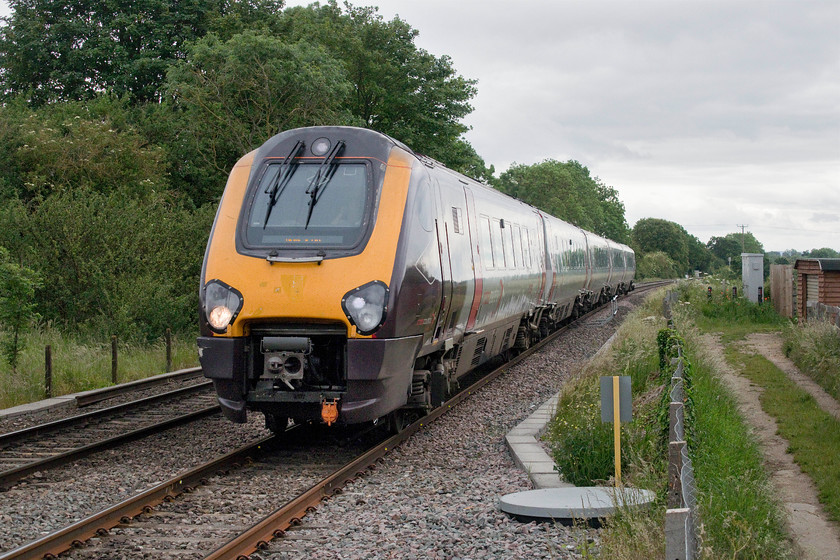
left=432, top=178, right=454, bottom=342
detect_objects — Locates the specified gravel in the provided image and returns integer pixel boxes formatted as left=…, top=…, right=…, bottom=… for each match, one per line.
left=256, top=297, right=644, bottom=560
left=0, top=292, right=648, bottom=559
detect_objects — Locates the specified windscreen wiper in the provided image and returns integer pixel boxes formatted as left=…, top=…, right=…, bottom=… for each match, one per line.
left=304, top=140, right=346, bottom=229
left=263, top=140, right=304, bottom=229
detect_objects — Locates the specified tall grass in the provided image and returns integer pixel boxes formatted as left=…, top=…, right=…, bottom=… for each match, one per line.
left=0, top=324, right=199, bottom=409
left=678, top=280, right=785, bottom=341
left=545, top=290, right=669, bottom=559
left=782, top=320, right=840, bottom=401
left=547, top=283, right=796, bottom=559
left=675, top=322, right=795, bottom=559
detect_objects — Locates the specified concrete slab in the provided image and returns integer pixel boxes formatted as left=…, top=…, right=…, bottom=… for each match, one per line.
left=0, top=395, right=76, bottom=419
left=499, top=487, right=656, bottom=522
left=530, top=473, right=575, bottom=489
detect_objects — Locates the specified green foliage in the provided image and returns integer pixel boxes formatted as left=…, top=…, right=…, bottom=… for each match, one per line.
left=804, top=247, right=840, bottom=258
left=496, top=159, right=630, bottom=241
left=162, top=30, right=354, bottom=201
left=707, top=232, right=766, bottom=276
left=697, top=286, right=784, bottom=326
left=0, top=98, right=168, bottom=201
left=280, top=2, right=489, bottom=180
left=637, top=250, right=679, bottom=280
left=0, top=0, right=243, bottom=104
left=0, top=246, right=41, bottom=371
left=550, top=383, right=616, bottom=485
left=667, top=308, right=796, bottom=559
left=632, top=218, right=689, bottom=272
left=782, top=321, right=840, bottom=401
left=546, top=298, right=666, bottom=487
left=0, top=190, right=214, bottom=341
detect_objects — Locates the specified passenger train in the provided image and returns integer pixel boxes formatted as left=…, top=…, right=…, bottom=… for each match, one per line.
left=197, top=126, right=634, bottom=432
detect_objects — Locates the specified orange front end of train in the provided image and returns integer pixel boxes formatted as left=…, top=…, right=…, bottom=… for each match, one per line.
left=197, top=127, right=434, bottom=430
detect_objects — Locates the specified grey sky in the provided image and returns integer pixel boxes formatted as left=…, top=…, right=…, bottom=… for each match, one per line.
left=3, top=0, right=838, bottom=251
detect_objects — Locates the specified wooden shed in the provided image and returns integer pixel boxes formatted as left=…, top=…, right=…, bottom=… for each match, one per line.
left=794, top=258, right=840, bottom=323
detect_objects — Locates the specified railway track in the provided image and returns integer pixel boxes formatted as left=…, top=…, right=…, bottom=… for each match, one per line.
left=0, top=382, right=218, bottom=489
left=0, top=282, right=669, bottom=560
left=0, top=282, right=670, bottom=559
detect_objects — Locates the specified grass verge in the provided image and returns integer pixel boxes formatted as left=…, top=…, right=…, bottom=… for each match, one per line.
left=0, top=325, right=199, bottom=409
left=726, top=347, right=840, bottom=524
left=781, top=320, right=840, bottom=402
left=679, top=325, right=794, bottom=559
left=545, top=282, right=797, bottom=558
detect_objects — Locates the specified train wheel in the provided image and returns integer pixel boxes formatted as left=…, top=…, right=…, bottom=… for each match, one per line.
left=387, top=409, right=421, bottom=434
left=514, top=327, right=531, bottom=351
left=264, top=413, right=291, bottom=434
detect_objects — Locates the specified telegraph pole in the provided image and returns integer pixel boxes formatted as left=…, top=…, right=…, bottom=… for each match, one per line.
left=737, top=224, right=749, bottom=253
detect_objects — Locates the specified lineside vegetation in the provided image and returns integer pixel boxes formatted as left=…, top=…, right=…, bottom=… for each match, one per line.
left=545, top=284, right=802, bottom=559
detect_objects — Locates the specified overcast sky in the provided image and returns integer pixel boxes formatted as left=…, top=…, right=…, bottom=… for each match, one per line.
left=2, top=0, right=838, bottom=252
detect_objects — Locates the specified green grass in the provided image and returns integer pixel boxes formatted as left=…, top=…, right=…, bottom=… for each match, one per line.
left=547, top=284, right=797, bottom=558
left=545, top=290, right=670, bottom=559
left=0, top=325, right=199, bottom=409
left=683, top=333, right=794, bottom=559
left=781, top=321, right=840, bottom=402
left=727, top=347, right=840, bottom=524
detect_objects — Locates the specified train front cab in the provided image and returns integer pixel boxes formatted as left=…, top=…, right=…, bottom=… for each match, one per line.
left=198, top=127, right=443, bottom=429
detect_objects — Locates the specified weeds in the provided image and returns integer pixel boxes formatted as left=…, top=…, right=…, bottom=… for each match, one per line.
left=781, top=320, right=840, bottom=401
left=0, top=324, right=198, bottom=408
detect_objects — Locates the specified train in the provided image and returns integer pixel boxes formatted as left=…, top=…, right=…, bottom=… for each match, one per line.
left=197, top=126, right=635, bottom=433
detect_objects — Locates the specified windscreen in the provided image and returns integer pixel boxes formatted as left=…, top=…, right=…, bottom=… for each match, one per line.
left=244, top=162, right=369, bottom=248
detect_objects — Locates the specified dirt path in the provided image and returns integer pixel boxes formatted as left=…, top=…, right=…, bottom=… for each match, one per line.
left=699, top=333, right=840, bottom=560
left=741, top=332, right=840, bottom=421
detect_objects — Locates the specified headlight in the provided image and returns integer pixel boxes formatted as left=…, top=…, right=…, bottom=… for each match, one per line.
left=342, top=281, right=388, bottom=335
left=204, top=280, right=244, bottom=333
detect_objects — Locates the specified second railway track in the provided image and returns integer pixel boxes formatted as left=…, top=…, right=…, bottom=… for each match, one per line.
left=0, top=283, right=668, bottom=559
left=0, top=382, right=218, bottom=489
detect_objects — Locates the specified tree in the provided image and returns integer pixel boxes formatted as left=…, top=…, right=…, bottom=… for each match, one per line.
left=161, top=31, right=352, bottom=204
left=804, top=247, right=839, bottom=258
left=632, top=218, right=689, bottom=273
left=636, top=251, right=678, bottom=280
left=0, top=0, right=243, bottom=104
left=280, top=2, right=487, bottom=177
left=496, top=159, right=630, bottom=242
left=4, top=97, right=168, bottom=201
left=0, top=246, right=41, bottom=372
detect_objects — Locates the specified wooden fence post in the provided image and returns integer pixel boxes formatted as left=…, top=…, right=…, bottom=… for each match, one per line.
left=44, top=345, right=52, bottom=399
left=111, top=335, right=118, bottom=384
left=165, top=328, right=172, bottom=373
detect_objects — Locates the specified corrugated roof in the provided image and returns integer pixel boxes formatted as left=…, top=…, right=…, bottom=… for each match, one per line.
left=794, top=258, right=840, bottom=271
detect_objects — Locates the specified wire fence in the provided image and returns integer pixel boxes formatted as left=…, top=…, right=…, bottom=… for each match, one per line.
left=662, top=302, right=699, bottom=560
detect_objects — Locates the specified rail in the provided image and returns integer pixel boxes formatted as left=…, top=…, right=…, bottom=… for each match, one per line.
left=1, top=285, right=663, bottom=559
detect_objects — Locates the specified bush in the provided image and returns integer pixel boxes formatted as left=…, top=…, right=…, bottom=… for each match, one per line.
left=637, top=250, right=678, bottom=280
left=0, top=190, right=214, bottom=341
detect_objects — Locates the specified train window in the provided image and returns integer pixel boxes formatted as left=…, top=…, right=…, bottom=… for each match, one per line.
left=522, top=229, right=531, bottom=268
left=414, top=183, right=435, bottom=233
left=493, top=219, right=506, bottom=268
left=511, top=225, right=521, bottom=268
left=244, top=162, right=369, bottom=248
left=479, top=216, right=494, bottom=268
left=452, top=207, right=463, bottom=234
